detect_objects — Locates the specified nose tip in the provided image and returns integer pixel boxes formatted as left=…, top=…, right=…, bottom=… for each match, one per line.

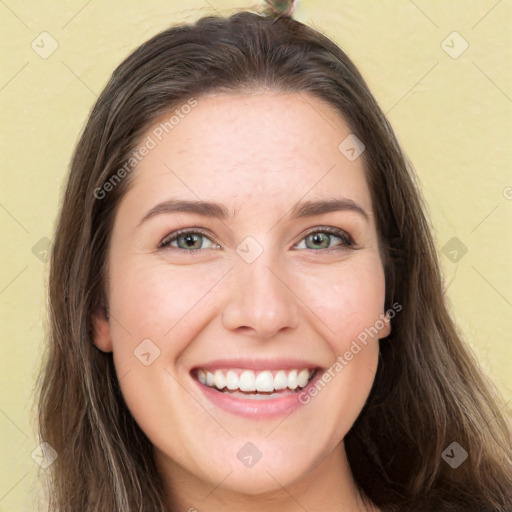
left=221, top=261, right=300, bottom=339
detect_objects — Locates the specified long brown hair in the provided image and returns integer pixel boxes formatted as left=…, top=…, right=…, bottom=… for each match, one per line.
left=36, top=6, right=512, bottom=511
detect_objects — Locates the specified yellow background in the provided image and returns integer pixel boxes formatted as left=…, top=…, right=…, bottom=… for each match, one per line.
left=1, top=1, right=511, bottom=510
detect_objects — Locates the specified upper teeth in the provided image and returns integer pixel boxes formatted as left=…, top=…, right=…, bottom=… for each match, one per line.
left=196, top=368, right=314, bottom=393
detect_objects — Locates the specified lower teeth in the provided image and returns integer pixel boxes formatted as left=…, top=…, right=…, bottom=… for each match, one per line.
left=219, top=389, right=297, bottom=399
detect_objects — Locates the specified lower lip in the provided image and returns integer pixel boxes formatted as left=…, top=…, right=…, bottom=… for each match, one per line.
left=193, top=370, right=321, bottom=419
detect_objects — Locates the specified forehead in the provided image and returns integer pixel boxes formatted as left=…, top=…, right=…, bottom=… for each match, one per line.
left=125, top=91, right=373, bottom=220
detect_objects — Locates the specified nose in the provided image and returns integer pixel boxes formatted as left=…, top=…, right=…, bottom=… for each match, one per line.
left=221, top=252, right=300, bottom=339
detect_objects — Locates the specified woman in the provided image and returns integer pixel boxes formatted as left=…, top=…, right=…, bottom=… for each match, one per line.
left=36, top=2, right=512, bottom=511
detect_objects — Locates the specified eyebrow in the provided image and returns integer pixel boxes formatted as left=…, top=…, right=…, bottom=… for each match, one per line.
left=139, top=199, right=230, bottom=226
left=138, top=197, right=369, bottom=226
left=291, top=197, right=369, bottom=222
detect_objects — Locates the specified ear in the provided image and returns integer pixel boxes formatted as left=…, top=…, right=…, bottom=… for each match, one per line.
left=379, top=312, right=392, bottom=339
left=91, top=305, right=113, bottom=353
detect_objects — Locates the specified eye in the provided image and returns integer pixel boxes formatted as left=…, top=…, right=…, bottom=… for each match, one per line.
left=158, top=228, right=220, bottom=252
left=158, top=226, right=355, bottom=253
left=293, top=227, right=355, bottom=251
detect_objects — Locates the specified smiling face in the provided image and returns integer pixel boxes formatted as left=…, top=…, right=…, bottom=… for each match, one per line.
left=92, top=91, right=390, bottom=506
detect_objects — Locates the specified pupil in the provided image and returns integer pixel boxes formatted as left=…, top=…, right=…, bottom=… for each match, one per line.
left=183, top=234, right=199, bottom=248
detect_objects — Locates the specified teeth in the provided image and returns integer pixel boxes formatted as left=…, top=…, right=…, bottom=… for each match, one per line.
left=288, top=369, right=298, bottom=390
left=255, top=370, right=274, bottom=392
left=226, top=370, right=239, bottom=390
left=239, top=370, right=256, bottom=392
left=274, top=370, right=287, bottom=390
left=196, top=368, right=315, bottom=393
left=213, top=370, right=226, bottom=390
left=297, top=369, right=309, bottom=387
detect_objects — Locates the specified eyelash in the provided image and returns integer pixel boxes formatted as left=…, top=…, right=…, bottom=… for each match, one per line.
left=157, top=226, right=356, bottom=254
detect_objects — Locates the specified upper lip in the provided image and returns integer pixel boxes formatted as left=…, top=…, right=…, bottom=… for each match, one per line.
left=191, top=358, right=324, bottom=372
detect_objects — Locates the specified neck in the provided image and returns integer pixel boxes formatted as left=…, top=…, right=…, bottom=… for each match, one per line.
left=155, top=442, right=379, bottom=512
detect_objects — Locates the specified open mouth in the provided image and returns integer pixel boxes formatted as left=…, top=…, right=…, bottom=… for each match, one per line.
left=191, top=367, right=319, bottom=399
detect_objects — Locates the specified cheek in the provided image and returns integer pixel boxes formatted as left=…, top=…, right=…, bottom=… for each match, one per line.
left=108, top=259, right=226, bottom=346
left=297, top=258, right=385, bottom=433
left=299, top=254, right=387, bottom=346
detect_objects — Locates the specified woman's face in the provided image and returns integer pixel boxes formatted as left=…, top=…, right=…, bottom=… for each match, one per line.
left=93, top=91, right=390, bottom=498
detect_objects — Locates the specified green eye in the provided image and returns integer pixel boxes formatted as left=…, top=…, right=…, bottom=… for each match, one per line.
left=306, top=232, right=334, bottom=249
left=295, top=228, right=354, bottom=251
left=175, top=233, right=208, bottom=250
left=159, top=229, right=219, bottom=252
left=159, top=226, right=355, bottom=253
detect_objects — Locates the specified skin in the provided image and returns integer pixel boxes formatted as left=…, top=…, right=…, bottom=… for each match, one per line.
left=93, top=91, right=390, bottom=512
